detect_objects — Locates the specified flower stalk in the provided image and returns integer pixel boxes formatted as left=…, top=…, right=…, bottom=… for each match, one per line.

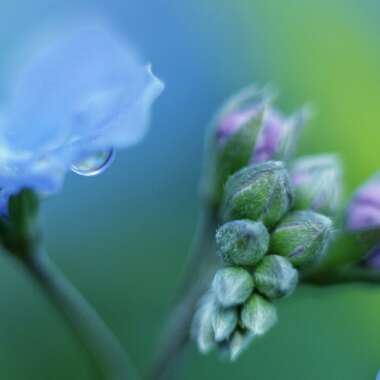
left=2, top=189, right=138, bottom=380
left=148, top=201, right=219, bottom=380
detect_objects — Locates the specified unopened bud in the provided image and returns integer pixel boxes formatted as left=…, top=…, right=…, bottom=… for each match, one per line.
left=252, top=106, right=309, bottom=164
left=1, top=188, right=40, bottom=257
left=346, top=173, right=380, bottom=231
left=253, top=255, right=298, bottom=299
left=223, top=161, right=293, bottom=227
left=204, top=86, right=270, bottom=206
left=212, top=267, right=254, bottom=307
left=291, top=154, right=342, bottom=216
left=228, top=330, right=255, bottom=361
left=216, top=220, right=269, bottom=266
left=191, top=292, right=216, bottom=353
left=271, top=210, right=333, bottom=267
left=211, top=306, right=238, bottom=342
left=241, top=294, right=277, bottom=336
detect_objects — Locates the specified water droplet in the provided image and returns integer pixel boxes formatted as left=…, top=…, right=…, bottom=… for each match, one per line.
left=71, top=149, right=115, bottom=177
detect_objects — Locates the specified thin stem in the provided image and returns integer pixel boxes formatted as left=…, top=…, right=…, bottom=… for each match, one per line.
left=148, top=202, right=218, bottom=380
left=19, top=249, right=138, bottom=380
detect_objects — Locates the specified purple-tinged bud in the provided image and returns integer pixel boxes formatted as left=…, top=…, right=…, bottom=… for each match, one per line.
left=359, top=244, right=380, bottom=270
left=204, top=86, right=271, bottom=206
left=290, top=154, right=342, bottom=216
left=346, top=174, right=380, bottom=232
left=215, top=85, right=270, bottom=145
left=252, top=106, right=309, bottom=164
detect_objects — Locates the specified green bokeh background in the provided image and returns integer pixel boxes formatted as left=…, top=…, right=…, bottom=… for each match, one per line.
left=0, top=0, right=379, bottom=379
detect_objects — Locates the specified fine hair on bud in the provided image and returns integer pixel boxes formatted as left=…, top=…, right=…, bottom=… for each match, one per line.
left=227, top=330, right=256, bottom=361
left=216, top=220, right=270, bottom=266
left=241, top=294, right=278, bottom=336
left=271, top=210, right=333, bottom=268
left=212, top=267, right=254, bottom=307
left=253, top=255, right=298, bottom=299
left=191, top=292, right=217, bottom=354
left=222, top=161, right=293, bottom=228
left=211, top=305, right=238, bottom=342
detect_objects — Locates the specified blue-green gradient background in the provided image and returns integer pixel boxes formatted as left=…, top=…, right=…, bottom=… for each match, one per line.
left=0, top=0, right=379, bottom=379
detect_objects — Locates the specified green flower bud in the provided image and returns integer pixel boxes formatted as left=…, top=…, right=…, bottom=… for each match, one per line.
left=203, top=86, right=271, bottom=206
left=290, top=154, right=342, bottom=216
left=271, top=210, right=333, bottom=267
left=8, top=188, right=39, bottom=235
left=228, top=330, right=255, bottom=361
left=1, top=188, right=40, bottom=257
left=191, top=293, right=216, bottom=353
left=211, top=306, right=238, bottom=342
left=222, top=161, right=293, bottom=228
left=253, top=255, right=298, bottom=299
left=241, top=294, right=277, bottom=335
left=212, top=267, right=254, bottom=307
left=216, top=220, right=269, bottom=266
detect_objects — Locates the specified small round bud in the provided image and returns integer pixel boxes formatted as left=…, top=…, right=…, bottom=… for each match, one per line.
left=271, top=210, right=333, bottom=267
left=290, top=154, right=342, bottom=216
left=253, top=255, right=298, bottom=299
left=346, top=173, right=380, bottom=232
left=212, top=267, right=254, bottom=307
left=241, top=294, right=277, bottom=335
left=216, top=220, right=269, bottom=266
left=223, top=161, right=293, bottom=227
left=228, top=330, right=255, bottom=361
left=191, top=292, right=216, bottom=354
left=211, top=306, right=238, bottom=342
left=252, top=106, right=309, bottom=164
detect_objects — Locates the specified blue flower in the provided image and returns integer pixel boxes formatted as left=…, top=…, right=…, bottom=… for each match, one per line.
left=0, top=25, right=164, bottom=208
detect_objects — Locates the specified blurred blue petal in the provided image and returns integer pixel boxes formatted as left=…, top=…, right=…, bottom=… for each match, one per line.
left=0, top=25, right=164, bottom=206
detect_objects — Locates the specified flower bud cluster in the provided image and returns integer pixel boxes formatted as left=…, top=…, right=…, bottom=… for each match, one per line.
left=192, top=86, right=340, bottom=359
left=204, top=85, right=308, bottom=207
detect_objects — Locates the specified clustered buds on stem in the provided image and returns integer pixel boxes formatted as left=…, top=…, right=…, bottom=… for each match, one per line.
left=192, top=86, right=339, bottom=361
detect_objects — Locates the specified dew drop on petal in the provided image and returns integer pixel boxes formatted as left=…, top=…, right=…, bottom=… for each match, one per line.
left=71, top=148, right=115, bottom=176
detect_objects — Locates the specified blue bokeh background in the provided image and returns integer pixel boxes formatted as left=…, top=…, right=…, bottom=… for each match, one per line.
left=0, top=1, right=380, bottom=379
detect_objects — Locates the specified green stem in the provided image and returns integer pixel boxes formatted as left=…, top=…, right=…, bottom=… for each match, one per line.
left=19, top=249, right=138, bottom=380
left=148, top=202, right=218, bottom=380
